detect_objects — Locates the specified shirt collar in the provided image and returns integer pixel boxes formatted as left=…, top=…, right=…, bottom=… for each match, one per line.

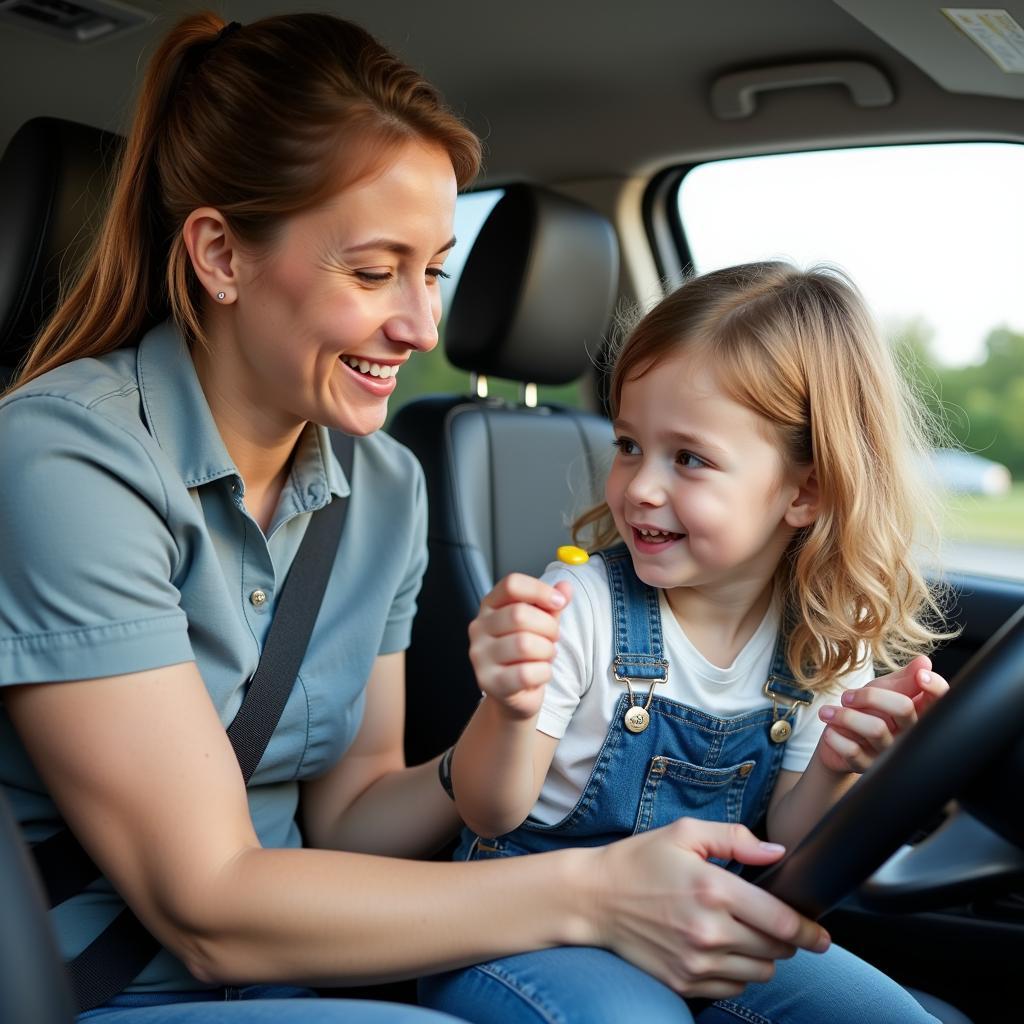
left=136, top=322, right=351, bottom=504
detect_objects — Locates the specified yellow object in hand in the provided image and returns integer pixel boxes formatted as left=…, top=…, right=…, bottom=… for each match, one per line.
left=556, top=545, right=590, bottom=565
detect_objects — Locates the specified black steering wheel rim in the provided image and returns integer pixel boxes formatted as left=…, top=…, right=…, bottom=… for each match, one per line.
left=757, top=603, right=1024, bottom=918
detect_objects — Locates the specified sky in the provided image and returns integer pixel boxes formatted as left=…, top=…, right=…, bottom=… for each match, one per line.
left=678, top=142, right=1024, bottom=367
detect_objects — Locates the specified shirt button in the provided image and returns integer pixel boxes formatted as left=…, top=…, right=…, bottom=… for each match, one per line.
left=249, top=589, right=268, bottom=607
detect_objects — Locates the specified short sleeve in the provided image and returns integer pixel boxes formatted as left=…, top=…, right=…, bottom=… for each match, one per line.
left=781, top=657, right=876, bottom=772
left=378, top=455, right=428, bottom=655
left=536, top=562, right=598, bottom=739
left=0, top=394, right=193, bottom=684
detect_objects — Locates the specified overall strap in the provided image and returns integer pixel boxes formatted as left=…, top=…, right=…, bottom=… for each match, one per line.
left=31, top=430, right=356, bottom=1012
left=763, top=621, right=815, bottom=706
left=762, top=613, right=814, bottom=745
left=601, top=545, right=668, bottom=684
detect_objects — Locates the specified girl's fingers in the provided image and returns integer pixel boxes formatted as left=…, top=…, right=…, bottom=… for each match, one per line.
left=820, top=725, right=874, bottom=772
left=481, top=601, right=564, bottom=641
left=822, top=707, right=896, bottom=754
left=913, top=670, right=950, bottom=713
left=485, top=632, right=557, bottom=666
left=870, top=654, right=931, bottom=696
left=482, top=572, right=569, bottom=614
left=838, top=685, right=917, bottom=733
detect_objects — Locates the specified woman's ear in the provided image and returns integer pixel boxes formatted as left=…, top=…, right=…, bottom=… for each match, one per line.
left=182, top=207, right=237, bottom=304
left=785, top=464, right=820, bottom=529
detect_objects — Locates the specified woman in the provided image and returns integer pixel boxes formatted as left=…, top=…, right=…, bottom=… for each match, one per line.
left=0, top=12, right=828, bottom=1022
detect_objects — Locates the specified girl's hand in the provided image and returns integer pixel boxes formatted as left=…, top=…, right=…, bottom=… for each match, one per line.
left=814, top=654, right=949, bottom=776
left=468, top=573, right=573, bottom=720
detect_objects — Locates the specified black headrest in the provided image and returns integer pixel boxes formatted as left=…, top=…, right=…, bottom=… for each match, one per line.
left=0, top=118, right=122, bottom=370
left=445, top=184, right=619, bottom=386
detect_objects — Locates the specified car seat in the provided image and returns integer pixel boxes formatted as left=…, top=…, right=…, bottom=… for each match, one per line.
left=0, top=115, right=118, bottom=1024
left=0, top=117, right=121, bottom=385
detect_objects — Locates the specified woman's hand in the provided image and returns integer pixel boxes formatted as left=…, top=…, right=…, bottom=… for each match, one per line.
left=591, top=818, right=830, bottom=998
left=815, top=654, right=949, bottom=776
left=468, top=572, right=572, bottom=720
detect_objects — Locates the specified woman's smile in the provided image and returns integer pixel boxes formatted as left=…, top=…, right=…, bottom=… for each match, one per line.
left=338, top=354, right=405, bottom=395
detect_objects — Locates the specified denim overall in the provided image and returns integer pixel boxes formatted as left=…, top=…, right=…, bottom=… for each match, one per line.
left=428, top=547, right=939, bottom=1024
left=456, top=545, right=814, bottom=864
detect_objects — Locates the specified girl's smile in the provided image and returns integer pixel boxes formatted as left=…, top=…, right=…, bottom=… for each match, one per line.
left=630, top=525, right=686, bottom=553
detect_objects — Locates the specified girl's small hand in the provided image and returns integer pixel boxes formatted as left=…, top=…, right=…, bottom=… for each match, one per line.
left=468, top=573, right=573, bottom=720
left=814, top=655, right=949, bottom=776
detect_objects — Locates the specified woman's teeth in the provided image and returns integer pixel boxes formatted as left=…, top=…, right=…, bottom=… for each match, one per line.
left=342, top=356, right=399, bottom=379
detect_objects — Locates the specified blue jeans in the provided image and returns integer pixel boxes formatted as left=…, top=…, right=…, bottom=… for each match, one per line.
left=78, top=985, right=464, bottom=1023
left=419, top=945, right=940, bottom=1024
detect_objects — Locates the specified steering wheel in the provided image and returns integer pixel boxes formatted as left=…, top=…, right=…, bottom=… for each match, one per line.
left=757, top=603, right=1024, bottom=918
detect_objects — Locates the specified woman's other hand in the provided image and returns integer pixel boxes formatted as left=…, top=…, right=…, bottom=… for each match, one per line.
left=590, top=818, right=830, bottom=998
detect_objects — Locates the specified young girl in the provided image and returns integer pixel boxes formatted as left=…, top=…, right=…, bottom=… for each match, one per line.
left=421, top=262, right=953, bottom=1023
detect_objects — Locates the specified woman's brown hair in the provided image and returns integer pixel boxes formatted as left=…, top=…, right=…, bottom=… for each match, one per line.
left=576, top=262, right=956, bottom=689
left=13, top=12, right=481, bottom=387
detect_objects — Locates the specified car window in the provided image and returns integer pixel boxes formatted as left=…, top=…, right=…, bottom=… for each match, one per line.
left=389, top=187, right=583, bottom=414
left=675, top=143, right=1024, bottom=581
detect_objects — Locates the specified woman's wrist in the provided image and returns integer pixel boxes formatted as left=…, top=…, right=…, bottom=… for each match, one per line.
left=547, top=845, right=606, bottom=948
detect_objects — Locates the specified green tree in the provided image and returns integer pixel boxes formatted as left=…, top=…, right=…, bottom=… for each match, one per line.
left=890, top=318, right=1024, bottom=480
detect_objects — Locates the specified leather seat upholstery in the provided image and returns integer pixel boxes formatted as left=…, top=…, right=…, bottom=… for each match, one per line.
left=0, top=116, right=116, bottom=1024
left=390, top=184, right=621, bottom=765
left=0, top=117, right=122, bottom=380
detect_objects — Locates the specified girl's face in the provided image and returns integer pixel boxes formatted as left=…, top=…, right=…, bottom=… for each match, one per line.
left=224, top=139, right=458, bottom=437
left=605, top=351, right=815, bottom=602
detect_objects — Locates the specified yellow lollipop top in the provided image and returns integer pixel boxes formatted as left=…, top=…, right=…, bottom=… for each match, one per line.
left=556, top=545, right=590, bottom=565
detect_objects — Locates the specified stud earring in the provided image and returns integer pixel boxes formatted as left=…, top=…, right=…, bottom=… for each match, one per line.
left=216, top=291, right=226, bottom=301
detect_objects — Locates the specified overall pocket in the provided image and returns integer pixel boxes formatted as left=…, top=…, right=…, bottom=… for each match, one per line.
left=634, top=755, right=756, bottom=835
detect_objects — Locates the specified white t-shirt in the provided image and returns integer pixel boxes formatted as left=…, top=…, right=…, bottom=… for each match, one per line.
left=530, top=557, right=874, bottom=826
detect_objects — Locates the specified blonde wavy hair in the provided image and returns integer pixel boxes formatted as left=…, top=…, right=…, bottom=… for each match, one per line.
left=575, top=261, right=955, bottom=690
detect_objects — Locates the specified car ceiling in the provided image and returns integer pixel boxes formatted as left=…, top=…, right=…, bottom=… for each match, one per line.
left=2, top=0, right=1024, bottom=186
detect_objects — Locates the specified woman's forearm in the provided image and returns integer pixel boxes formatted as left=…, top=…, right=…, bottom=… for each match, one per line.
left=178, top=843, right=595, bottom=986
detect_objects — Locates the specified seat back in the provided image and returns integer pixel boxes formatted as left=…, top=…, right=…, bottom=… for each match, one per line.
left=0, top=117, right=120, bottom=1023
left=0, top=117, right=121, bottom=381
left=390, top=184, right=620, bottom=764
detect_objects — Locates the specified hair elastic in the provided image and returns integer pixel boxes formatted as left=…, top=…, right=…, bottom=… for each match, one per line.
left=217, top=21, right=243, bottom=43
left=195, top=21, right=242, bottom=67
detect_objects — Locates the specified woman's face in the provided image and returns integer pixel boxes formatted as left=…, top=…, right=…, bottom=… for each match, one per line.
left=226, top=139, right=458, bottom=437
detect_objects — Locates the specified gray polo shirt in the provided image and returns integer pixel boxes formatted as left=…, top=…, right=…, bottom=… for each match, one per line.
left=0, top=321, right=428, bottom=991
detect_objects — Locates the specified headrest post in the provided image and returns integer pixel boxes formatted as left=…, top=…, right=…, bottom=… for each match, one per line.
left=521, top=382, right=538, bottom=408
left=471, top=372, right=489, bottom=399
